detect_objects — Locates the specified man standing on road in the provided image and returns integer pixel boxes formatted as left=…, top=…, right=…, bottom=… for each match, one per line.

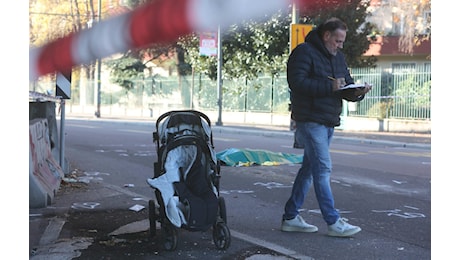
left=281, top=17, right=371, bottom=237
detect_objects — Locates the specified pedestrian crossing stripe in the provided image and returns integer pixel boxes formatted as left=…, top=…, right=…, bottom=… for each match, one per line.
left=56, top=72, right=71, bottom=99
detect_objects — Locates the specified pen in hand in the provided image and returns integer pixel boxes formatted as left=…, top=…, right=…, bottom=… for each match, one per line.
left=329, top=76, right=345, bottom=91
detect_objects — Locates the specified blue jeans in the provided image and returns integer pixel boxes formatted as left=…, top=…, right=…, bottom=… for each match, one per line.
left=283, top=121, right=339, bottom=225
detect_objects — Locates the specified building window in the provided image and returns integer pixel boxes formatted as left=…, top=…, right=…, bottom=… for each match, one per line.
left=424, top=63, right=431, bottom=72
left=418, top=11, right=431, bottom=35
left=391, top=12, right=403, bottom=35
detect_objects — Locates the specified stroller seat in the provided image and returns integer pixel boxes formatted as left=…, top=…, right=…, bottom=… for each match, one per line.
left=147, top=136, right=218, bottom=231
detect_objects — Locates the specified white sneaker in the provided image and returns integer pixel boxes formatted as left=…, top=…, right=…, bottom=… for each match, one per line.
left=327, top=218, right=361, bottom=237
left=281, top=215, right=318, bottom=233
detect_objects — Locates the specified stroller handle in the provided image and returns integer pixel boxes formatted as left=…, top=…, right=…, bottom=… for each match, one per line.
left=155, top=110, right=212, bottom=130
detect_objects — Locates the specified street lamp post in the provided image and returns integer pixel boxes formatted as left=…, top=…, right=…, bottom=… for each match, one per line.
left=95, top=0, right=102, bottom=118
left=216, top=24, right=223, bottom=126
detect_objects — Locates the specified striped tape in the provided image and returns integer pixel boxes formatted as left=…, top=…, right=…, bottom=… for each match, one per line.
left=29, top=0, right=341, bottom=81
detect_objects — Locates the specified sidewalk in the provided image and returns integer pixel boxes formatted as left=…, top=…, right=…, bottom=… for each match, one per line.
left=211, top=123, right=431, bottom=150
left=29, top=116, right=430, bottom=259
left=62, top=114, right=431, bottom=149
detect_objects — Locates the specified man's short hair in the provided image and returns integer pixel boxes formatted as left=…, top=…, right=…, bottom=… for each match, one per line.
left=317, top=17, right=348, bottom=37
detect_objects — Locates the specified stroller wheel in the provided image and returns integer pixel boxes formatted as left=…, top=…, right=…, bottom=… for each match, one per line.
left=162, top=223, right=178, bottom=251
left=213, top=222, right=231, bottom=250
left=218, top=197, right=227, bottom=224
left=148, top=200, right=157, bottom=237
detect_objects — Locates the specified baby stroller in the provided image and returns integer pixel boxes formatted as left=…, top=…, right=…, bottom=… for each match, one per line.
left=147, top=110, right=231, bottom=251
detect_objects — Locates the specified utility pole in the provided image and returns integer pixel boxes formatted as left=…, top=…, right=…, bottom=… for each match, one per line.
left=292, top=2, right=299, bottom=24
left=95, top=0, right=102, bottom=118
left=216, top=24, right=223, bottom=126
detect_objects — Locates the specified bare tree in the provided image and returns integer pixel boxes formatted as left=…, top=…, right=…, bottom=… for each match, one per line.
left=394, top=0, right=431, bottom=54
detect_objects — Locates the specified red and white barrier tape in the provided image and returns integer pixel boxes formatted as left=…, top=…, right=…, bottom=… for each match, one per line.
left=29, top=0, right=341, bottom=81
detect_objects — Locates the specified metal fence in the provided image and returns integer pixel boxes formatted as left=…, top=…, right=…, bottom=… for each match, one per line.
left=30, top=65, right=431, bottom=120
left=348, top=65, right=431, bottom=119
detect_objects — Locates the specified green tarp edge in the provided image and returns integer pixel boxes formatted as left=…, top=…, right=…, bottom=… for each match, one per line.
left=216, top=148, right=303, bottom=166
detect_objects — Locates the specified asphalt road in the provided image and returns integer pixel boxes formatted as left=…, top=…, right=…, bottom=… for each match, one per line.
left=29, top=118, right=431, bottom=259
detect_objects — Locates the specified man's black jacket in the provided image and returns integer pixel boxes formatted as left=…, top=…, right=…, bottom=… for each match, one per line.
left=287, top=29, right=363, bottom=127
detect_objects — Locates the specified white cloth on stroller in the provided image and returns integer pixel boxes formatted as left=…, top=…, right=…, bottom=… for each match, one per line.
left=147, top=144, right=197, bottom=228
